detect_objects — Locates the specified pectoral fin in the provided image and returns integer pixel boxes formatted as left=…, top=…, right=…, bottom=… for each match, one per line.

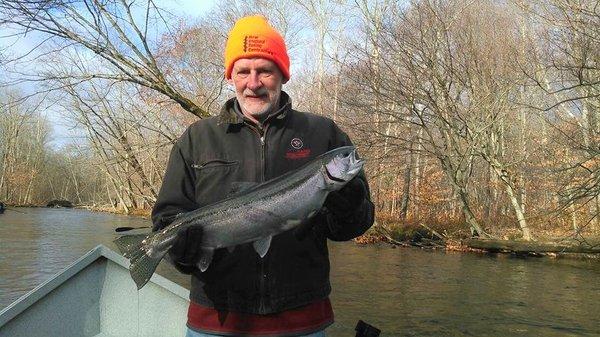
left=253, top=235, right=272, bottom=258
left=197, top=248, right=214, bottom=272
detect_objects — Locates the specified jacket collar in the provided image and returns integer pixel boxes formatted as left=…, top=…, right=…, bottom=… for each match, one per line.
left=218, top=91, right=292, bottom=126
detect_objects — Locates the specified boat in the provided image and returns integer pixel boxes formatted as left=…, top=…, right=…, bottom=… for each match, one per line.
left=0, top=245, right=190, bottom=337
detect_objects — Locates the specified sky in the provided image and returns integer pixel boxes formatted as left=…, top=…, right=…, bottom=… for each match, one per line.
left=160, top=0, right=217, bottom=18
left=0, top=0, right=217, bottom=149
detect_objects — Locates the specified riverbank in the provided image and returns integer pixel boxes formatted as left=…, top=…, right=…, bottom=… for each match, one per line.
left=77, top=205, right=152, bottom=218
left=2, top=203, right=152, bottom=218
left=358, top=222, right=600, bottom=260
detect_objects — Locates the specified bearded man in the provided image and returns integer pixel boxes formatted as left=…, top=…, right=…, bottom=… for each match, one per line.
left=152, top=15, right=375, bottom=337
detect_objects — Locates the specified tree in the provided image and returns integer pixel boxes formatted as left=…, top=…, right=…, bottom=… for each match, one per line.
left=0, top=0, right=209, bottom=117
left=516, top=0, right=600, bottom=230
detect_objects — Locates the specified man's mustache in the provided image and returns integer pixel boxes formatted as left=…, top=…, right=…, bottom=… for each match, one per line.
left=243, top=88, right=269, bottom=97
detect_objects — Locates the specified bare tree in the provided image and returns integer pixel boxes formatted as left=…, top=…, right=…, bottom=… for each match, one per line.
left=516, top=0, right=600, bottom=230
left=0, top=0, right=208, bottom=117
left=0, top=89, right=48, bottom=203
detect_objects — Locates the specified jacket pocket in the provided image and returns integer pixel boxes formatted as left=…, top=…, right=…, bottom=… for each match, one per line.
left=191, top=159, right=239, bottom=170
left=192, top=159, right=240, bottom=206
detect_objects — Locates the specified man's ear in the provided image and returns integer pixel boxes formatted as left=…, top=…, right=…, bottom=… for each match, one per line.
left=227, top=77, right=234, bottom=85
left=282, top=77, right=289, bottom=84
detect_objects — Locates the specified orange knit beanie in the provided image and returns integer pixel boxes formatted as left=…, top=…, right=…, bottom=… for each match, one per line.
left=224, top=15, right=290, bottom=80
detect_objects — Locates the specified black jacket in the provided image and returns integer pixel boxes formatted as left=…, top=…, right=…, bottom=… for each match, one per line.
left=152, top=92, right=374, bottom=314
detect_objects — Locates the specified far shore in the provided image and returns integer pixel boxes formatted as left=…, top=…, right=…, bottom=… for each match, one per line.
left=6, top=203, right=600, bottom=260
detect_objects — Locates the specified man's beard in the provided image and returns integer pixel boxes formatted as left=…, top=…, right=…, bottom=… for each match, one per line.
left=242, top=101, right=273, bottom=120
left=241, top=88, right=280, bottom=122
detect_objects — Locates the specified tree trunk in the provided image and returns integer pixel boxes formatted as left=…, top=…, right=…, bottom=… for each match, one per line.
left=399, top=139, right=414, bottom=221
left=457, top=187, right=489, bottom=238
left=486, top=158, right=533, bottom=241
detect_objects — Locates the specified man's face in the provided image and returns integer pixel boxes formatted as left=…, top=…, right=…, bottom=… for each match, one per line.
left=229, top=58, right=288, bottom=123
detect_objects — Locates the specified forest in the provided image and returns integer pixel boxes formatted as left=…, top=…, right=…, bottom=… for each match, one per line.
left=0, top=0, right=598, bottom=242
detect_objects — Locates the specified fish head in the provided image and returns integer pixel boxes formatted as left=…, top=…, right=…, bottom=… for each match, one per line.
left=323, top=148, right=364, bottom=190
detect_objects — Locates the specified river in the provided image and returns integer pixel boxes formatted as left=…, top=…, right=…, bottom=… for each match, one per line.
left=1, top=208, right=599, bottom=336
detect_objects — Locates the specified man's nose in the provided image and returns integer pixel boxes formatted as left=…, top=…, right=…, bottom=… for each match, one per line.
left=246, top=72, right=262, bottom=91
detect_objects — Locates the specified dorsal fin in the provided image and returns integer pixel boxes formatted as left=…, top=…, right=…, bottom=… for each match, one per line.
left=228, top=182, right=259, bottom=197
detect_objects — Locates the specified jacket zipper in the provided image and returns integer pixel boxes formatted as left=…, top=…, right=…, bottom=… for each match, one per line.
left=259, top=124, right=271, bottom=314
left=248, top=123, right=270, bottom=314
left=247, top=125, right=266, bottom=182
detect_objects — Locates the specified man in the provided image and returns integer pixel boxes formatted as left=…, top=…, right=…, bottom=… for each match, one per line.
left=152, top=15, right=375, bottom=337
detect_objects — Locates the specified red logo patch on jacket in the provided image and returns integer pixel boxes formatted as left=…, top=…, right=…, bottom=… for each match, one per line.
left=286, top=137, right=310, bottom=159
left=286, top=148, right=311, bottom=159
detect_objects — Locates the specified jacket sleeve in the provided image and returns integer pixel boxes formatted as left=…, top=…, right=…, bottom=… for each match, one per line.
left=323, top=122, right=376, bottom=241
left=151, top=142, right=200, bottom=274
left=151, top=142, right=198, bottom=232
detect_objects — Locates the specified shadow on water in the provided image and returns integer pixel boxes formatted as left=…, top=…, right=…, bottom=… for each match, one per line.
left=1, top=208, right=599, bottom=336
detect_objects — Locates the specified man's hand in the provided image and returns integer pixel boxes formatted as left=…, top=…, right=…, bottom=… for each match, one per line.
left=324, top=176, right=368, bottom=219
left=168, top=226, right=204, bottom=271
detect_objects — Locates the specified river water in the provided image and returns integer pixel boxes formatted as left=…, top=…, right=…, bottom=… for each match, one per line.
left=1, top=208, right=599, bottom=336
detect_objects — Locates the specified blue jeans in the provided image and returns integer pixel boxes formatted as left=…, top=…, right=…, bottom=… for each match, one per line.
left=186, top=327, right=326, bottom=337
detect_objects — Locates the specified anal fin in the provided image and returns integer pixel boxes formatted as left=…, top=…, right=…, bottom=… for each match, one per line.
left=253, top=235, right=272, bottom=258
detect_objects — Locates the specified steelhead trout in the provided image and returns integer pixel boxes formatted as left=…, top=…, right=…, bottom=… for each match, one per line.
left=115, top=146, right=364, bottom=289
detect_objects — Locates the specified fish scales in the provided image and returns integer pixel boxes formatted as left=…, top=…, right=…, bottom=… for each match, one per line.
left=188, top=169, right=325, bottom=249
left=160, top=154, right=332, bottom=248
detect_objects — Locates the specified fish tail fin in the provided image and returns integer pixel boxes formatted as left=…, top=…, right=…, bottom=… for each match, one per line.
left=127, top=246, right=164, bottom=290
left=114, top=234, right=163, bottom=289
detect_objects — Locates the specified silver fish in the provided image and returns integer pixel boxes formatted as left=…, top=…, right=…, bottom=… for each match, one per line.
left=115, top=146, right=364, bottom=289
